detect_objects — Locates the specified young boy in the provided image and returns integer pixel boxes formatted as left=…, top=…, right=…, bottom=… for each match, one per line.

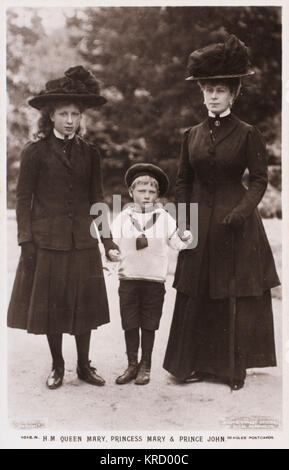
left=109, top=163, right=192, bottom=385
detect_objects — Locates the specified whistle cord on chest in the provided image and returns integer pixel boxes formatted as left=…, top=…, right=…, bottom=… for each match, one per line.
left=130, top=212, right=160, bottom=250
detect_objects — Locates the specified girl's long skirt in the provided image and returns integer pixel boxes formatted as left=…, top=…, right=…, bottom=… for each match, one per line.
left=8, top=246, right=110, bottom=335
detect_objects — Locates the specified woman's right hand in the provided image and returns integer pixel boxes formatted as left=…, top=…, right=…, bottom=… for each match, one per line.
left=21, top=241, right=37, bottom=271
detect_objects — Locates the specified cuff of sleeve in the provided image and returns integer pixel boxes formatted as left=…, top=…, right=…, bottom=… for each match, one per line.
left=18, top=233, right=33, bottom=245
left=230, top=210, right=246, bottom=223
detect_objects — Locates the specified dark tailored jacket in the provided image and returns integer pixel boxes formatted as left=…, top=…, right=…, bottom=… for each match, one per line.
left=16, top=133, right=116, bottom=252
left=173, top=114, right=280, bottom=299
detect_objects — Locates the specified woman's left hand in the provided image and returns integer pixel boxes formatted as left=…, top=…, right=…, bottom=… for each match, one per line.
left=222, top=212, right=245, bottom=230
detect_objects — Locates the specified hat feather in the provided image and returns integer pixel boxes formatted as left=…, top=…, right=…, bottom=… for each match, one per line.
left=187, top=34, right=252, bottom=78
left=28, top=65, right=106, bottom=109
left=222, top=35, right=250, bottom=75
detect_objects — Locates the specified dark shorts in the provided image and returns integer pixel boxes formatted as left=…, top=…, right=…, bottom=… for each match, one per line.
left=119, top=280, right=166, bottom=331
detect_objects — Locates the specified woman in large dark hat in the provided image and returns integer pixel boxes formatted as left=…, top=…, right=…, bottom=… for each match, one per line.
left=163, top=35, right=280, bottom=390
left=8, top=66, right=119, bottom=389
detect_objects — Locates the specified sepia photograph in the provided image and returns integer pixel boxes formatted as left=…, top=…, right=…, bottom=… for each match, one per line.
left=1, top=0, right=288, bottom=451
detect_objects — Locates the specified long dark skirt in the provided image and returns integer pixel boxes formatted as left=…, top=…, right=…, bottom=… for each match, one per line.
left=163, top=290, right=277, bottom=382
left=8, top=246, right=110, bottom=335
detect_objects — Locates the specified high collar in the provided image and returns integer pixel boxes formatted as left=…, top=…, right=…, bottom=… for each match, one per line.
left=204, top=113, right=239, bottom=146
left=53, top=128, right=75, bottom=140
left=208, top=108, right=231, bottom=118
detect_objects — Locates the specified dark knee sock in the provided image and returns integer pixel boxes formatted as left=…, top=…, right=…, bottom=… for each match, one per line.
left=141, top=329, right=155, bottom=364
left=75, top=331, right=91, bottom=366
left=124, top=328, right=140, bottom=354
left=47, top=334, right=64, bottom=368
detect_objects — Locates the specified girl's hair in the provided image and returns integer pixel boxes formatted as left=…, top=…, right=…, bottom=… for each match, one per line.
left=130, top=175, right=159, bottom=192
left=33, top=99, right=85, bottom=140
left=197, top=77, right=242, bottom=100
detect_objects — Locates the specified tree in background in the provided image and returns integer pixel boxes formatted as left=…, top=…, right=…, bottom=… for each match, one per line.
left=66, top=6, right=281, bottom=209
left=7, top=6, right=281, bottom=215
left=7, top=8, right=82, bottom=206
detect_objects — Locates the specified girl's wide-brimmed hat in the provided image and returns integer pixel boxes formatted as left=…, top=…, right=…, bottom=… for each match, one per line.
left=186, top=35, right=255, bottom=81
left=28, top=65, right=107, bottom=110
left=125, top=163, right=169, bottom=196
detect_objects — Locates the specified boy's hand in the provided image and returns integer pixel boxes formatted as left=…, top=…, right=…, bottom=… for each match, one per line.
left=178, top=229, right=193, bottom=243
left=107, top=249, right=121, bottom=262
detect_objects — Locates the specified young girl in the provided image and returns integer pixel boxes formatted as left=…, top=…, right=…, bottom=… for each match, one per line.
left=8, top=66, right=118, bottom=389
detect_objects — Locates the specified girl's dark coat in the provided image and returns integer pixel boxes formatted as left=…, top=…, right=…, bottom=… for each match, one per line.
left=16, top=133, right=114, bottom=252
left=173, top=114, right=280, bottom=299
left=8, top=133, right=115, bottom=334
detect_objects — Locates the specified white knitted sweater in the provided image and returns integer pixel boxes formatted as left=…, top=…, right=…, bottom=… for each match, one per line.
left=111, top=205, right=192, bottom=283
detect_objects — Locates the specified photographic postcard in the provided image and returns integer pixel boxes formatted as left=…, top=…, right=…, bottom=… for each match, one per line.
left=0, top=0, right=288, bottom=452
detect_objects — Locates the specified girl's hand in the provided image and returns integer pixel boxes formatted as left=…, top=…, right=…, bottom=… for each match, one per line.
left=107, top=249, right=121, bottom=262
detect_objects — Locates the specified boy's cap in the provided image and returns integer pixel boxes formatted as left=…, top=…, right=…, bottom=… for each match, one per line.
left=125, top=163, right=169, bottom=196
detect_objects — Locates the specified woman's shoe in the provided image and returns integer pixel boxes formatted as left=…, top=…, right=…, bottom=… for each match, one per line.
left=231, top=380, right=244, bottom=391
left=183, top=371, right=204, bottom=384
left=135, top=360, right=150, bottom=385
left=77, top=361, right=105, bottom=386
left=46, top=364, right=64, bottom=390
left=116, top=353, right=139, bottom=385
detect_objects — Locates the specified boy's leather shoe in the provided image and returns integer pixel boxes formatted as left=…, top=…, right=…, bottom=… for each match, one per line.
left=135, top=361, right=151, bottom=385
left=46, top=364, right=64, bottom=390
left=116, top=364, right=139, bottom=384
left=116, top=353, right=139, bottom=384
left=77, top=361, right=105, bottom=386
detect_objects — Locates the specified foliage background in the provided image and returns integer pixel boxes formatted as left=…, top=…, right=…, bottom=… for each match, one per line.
left=6, top=6, right=282, bottom=216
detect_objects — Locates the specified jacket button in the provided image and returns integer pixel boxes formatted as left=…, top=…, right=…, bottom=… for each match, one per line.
left=68, top=213, right=73, bottom=218
left=69, top=185, right=73, bottom=190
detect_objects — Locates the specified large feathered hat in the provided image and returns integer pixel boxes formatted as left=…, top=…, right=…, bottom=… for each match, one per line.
left=186, top=35, right=255, bottom=81
left=28, top=65, right=107, bottom=110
